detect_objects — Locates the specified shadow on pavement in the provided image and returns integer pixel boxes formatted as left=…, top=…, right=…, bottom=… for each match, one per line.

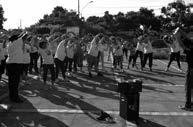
left=0, top=96, right=69, bottom=127
left=20, top=80, right=117, bottom=124
left=135, top=68, right=185, bottom=78
left=121, top=70, right=177, bottom=86
left=137, top=117, right=166, bottom=127
left=142, top=85, right=173, bottom=93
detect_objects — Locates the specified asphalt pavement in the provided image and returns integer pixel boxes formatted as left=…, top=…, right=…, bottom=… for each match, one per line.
left=0, top=57, right=193, bottom=127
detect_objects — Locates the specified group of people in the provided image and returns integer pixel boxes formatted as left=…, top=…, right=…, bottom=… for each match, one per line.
left=0, top=26, right=192, bottom=110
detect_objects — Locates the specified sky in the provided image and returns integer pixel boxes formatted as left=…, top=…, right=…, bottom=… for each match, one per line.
left=0, top=0, right=192, bottom=30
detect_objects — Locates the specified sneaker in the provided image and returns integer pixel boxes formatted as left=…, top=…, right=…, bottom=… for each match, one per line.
left=178, top=105, right=192, bottom=111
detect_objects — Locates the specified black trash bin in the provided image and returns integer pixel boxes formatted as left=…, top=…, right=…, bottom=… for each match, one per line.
left=118, top=79, right=142, bottom=121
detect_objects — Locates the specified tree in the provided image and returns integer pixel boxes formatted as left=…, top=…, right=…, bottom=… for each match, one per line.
left=161, top=0, right=193, bottom=29
left=0, top=5, right=6, bottom=29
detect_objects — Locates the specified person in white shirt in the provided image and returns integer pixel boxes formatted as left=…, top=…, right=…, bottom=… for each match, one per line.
left=164, top=33, right=182, bottom=72
left=54, top=39, right=68, bottom=81
left=113, top=38, right=123, bottom=71
left=98, top=37, right=107, bottom=71
left=73, top=39, right=84, bottom=72
left=133, top=36, right=144, bottom=70
left=6, top=32, right=28, bottom=103
left=87, top=34, right=103, bottom=77
left=29, top=36, right=39, bottom=74
left=122, top=41, right=128, bottom=59
left=66, top=39, right=75, bottom=76
left=142, top=35, right=153, bottom=71
left=38, top=41, right=55, bottom=87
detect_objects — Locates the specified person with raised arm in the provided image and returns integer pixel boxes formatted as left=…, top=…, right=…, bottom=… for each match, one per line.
left=141, top=34, right=154, bottom=71
left=6, top=31, right=28, bottom=103
left=87, top=33, right=103, bottom=77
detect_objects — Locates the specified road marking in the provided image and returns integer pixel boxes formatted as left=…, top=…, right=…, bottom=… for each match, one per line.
left=4, top=109, right=193, bottom=116
left=143, top=83, right=183, bottom=87
left=156, top=60, right=183, bottom=72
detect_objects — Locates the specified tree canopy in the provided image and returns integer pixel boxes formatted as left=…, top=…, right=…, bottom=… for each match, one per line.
left=0, top=5, right=6, bottom=29
left=23, top=1, right=193, bottom=36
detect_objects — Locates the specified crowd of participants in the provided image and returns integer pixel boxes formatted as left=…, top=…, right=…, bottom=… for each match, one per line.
left=0, top=28, right=187, bottom=103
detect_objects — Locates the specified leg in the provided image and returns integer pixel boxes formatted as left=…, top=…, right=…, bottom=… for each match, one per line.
left=100, top=52, right=104, bottom=70
left=34, top=52, right=39, bottom=73
left=139, top=51, right=144, bottom=68
left=142, top=53, right=148, bottom=68
left=118, top=56, right=123, bottom=70
left=42, top=64, right=48, bottom=84
left=87, top=55, right=94, bottom=77
left=59, top=60, right=66, bottom=80
left=7, top=64, right=22, bottom=101
left=54, top=58, right=60, bottom=79
left=73, top=55, right=78, bottom=72
left=29, top=53, right=33, bottom=73
left=176, top=51, right=181, bottom=70
left=133, top=50, right=139, bottom=66
left=167, top=53, right=175, bottom=69
left=149, top=53, right=153, bottom=71
left=49, top=64, right=55, bottom=85
left=68, top=58, right=73, bottom=73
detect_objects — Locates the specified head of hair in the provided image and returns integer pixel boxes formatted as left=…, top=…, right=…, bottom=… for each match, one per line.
left=39, top=41, right=47, bottom=49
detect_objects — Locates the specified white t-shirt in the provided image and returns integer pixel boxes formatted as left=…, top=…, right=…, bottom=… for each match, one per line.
left=88, top=41, right=99, bottom=57
left=54, top=40, right=66, bottom=61
left=113, top=45, right=123, bottom=56
left=99, top=43, right=107, bottom=52
left=136, top=42, right=144, bottom=52
left=6, top=38, right=24, bottom=64
left=170, top=39, right=181, bottom=53
left=143, top=41, right=153, bottom=54
left=39, top=47, right=54, bottom=64
left=50, top=40, right=58, bottom=55
left=66, top=45, right=74, bottom=59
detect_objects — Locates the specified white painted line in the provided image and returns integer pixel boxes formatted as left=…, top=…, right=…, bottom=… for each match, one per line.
left=143, top=83, right=184, bottom=87
left=5, top=109, right=193, bottom=116
left=156, top=60, right=183, bottom=72
left=140, top=112, right=193, bottom=116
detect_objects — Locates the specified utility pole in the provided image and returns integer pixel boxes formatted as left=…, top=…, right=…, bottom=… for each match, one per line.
left=78, top=0, right=80, bottom=17
left=20, top=19, right=22, bottom=29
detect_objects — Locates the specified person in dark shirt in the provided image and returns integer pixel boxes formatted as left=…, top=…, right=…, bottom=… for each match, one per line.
left=175, top=27, right=193, bottom=110
left=182, top=42, right=193, bottom=110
